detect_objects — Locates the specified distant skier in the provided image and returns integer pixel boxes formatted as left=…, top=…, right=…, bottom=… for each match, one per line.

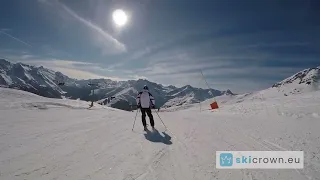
left=136, top=85, right=155, bottom=130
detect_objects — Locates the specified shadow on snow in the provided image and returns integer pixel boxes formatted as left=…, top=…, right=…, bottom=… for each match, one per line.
left=144, top=128, right=172, bottom=145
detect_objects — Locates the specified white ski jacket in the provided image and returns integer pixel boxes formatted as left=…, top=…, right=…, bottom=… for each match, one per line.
left=136, top=90, right=155, bottom=108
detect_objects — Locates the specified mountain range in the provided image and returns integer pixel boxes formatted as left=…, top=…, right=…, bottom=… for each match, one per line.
left=0, top=59, right=234, bottom=110
left=1, top=59, right=319, bottom=111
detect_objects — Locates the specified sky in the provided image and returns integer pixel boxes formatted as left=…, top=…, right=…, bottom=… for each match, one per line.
left=0, top=0, right=319, bottom=93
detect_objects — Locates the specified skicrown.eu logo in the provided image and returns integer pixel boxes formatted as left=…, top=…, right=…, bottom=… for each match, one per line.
left=220, top=153, right=233, bottom=166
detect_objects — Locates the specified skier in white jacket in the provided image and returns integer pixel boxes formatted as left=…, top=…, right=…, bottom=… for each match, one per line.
left=136, top=85, right=155, bottom=129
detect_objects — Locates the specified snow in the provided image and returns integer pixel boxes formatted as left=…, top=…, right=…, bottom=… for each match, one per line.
left=24, top=72, right=35, bottom=81
left=272, top=67, right=319, bottom=94
left=1, top=87, right=320, bottom=180
left=0, top=74, right=13, bottom=85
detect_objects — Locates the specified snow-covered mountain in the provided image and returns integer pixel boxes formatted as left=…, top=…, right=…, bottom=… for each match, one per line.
left=162, top=85, right=232, bottom=108
left=272, top=67, right=320, bottom=95
left=0, top=59, right=69, bottom=98
left=3, top=59, right=319, bottom=111
left=0, top=59, right=231, bottom=110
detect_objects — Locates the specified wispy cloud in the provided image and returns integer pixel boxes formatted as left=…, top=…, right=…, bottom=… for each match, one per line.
left=0, top=49, right=35, bottom=62
left=24, top=59, right=123, bottom=80
left=5, top=52, right=141, bottom=82
left=245, top=42, right=309, bottom=48
left=121, top=49, right=307, bottom=93
left=0, top=30, right=32, bottom=47
left=130, top=66, right=299, bottom=93
left=56, top=1, right=126, bottom=54
left=28, top=59, right=147, bottom=81
left=20, top=54, right=35, bottom=59
left=47, top=67, right=112, bottom=80
left=26, top=59, right=93, bottom=67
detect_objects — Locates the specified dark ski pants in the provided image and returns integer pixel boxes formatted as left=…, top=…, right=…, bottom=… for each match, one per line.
left=140, top=108, right=154, bottom=127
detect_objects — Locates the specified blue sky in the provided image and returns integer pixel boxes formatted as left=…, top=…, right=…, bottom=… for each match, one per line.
left=0, top=0, right=319, bottom=93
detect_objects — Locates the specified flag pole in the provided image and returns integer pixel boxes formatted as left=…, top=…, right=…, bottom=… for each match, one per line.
left=200, top=70, right=219, bottom=109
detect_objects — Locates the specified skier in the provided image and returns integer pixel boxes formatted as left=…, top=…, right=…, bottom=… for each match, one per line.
left=136, top=85, right=155, bottom=130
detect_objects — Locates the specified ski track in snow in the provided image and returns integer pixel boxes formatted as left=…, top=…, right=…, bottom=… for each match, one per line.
left=0, top=88, right=320, bottom=180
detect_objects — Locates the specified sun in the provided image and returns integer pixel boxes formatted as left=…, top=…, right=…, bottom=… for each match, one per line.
left=112, top=9, right=128, bottom=26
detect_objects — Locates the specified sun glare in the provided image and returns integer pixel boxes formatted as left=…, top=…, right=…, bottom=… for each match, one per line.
left=112, top=9, right=128, bottom=27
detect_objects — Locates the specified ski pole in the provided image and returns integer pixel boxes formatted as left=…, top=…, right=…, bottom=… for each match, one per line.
left=132, top=108, right=139, bottom=131
left=155, top=111, right=167, bottom=129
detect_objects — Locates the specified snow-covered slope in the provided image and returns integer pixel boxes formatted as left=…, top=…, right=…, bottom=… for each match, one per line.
left=1, top=86, right=320, bottom=180
left=0, top=87, right=106, bottom=111
left=0, top=59, right=232, bottom=110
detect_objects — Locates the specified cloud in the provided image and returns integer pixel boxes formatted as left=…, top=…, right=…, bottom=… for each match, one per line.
left=20, top=54, right=35, bottom=59
left=23, top=59, right=122, bottom=80
left=133, top=69, right=271, bottom=93
left=244, top=42, right=309, bottom=48
left=0, top=28, right=11, bottom=32
left=112, top=27, right=317, bottom=93
left=7, top=53, right=141, bottom=82
left=51, top=67, right=111, bottom=80
left=128, top=75, right=148, bottom=80
left=0, top=30, right=32, bottom=47
left=7, top=50, right=308, bottom=94
left=56, top=2, right=126, bottom=54
left=0, top=50, right=37, bottom=62
left=21, top=58, right=151, bottom=82
left=27, top=59, right=93, bottom=66
left=123, top=51, right=306, bottom=93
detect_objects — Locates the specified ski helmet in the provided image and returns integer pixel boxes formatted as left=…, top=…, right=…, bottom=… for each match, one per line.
left=143, top=85, right=149, bottom=90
